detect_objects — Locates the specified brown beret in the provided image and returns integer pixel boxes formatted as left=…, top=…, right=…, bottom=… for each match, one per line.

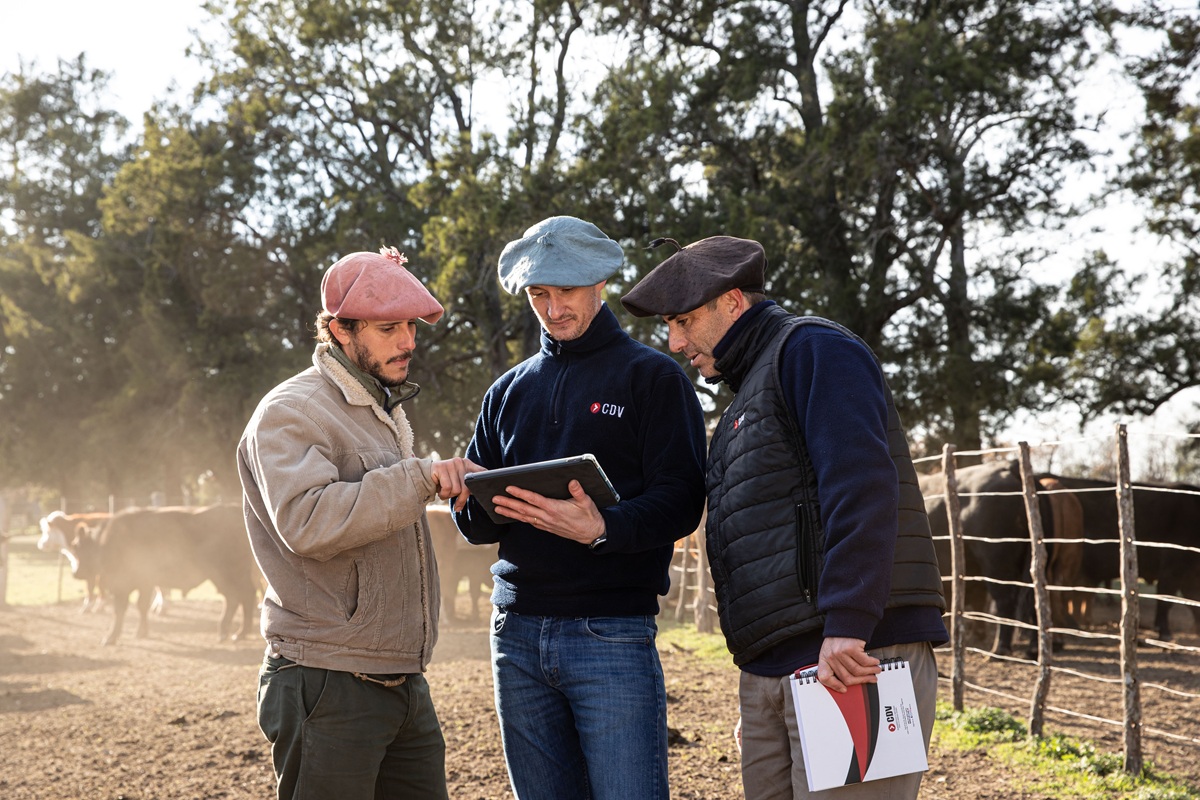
left=620, top=235, right=766, bottom=318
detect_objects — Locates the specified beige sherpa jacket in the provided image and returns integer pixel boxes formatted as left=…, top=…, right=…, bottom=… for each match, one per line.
left=237, top=343, right=442, bottom=674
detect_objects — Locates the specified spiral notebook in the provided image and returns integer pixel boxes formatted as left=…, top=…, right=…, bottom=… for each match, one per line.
left=789, top=657, right=928, bottom=791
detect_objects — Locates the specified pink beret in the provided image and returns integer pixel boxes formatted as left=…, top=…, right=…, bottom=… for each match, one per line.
left=321, top=247, right=444, bottom=324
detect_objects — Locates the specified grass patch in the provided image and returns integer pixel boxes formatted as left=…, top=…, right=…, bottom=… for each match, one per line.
left=934, top=702, right=1199, bottom=799
left=657, top=617, right=733, bottom=665
left=1, top=533, right=223, bottom=606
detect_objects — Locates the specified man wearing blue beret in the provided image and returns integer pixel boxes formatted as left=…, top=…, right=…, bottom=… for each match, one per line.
left=452, top=216, right=707, bottom=800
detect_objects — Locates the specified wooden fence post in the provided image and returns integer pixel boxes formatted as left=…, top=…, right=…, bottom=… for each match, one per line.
left=941, top=444, right=965, bottom=713
left=694, top=527, right=714, bottom=634
left=674, top=535, right=692, bottom=623
left=1019, top=442, right=1053, bottom=738
left=1115, top=423, right=1143, bottom=775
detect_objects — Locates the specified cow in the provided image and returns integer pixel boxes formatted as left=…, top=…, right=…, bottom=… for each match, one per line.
left=1044, top=475, right=1200, bottom=641
left=426, top=506, right=497, bottom=624
left=921, top=461, right=1087, bottom=656
left=71, top=504, right=259, bottom=646
left=1038, top=476, right=1086, bottom=634
left=37, top=511, right=111, bottom=611
left=923, top=461, right=1031, bottom=655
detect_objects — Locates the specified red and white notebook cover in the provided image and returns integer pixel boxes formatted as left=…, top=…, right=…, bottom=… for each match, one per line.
left=789, top=658, right=928, bottom=791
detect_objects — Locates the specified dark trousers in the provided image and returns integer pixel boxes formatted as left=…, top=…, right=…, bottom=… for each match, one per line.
left=257, top=655, right=449, bottom=800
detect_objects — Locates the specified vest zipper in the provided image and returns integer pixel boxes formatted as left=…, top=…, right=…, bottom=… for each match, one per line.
left=795, top=503, right=816, bottom=603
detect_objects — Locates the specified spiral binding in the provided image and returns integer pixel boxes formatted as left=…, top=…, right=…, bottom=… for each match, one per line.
left=791, top=657, right=909, bottom=683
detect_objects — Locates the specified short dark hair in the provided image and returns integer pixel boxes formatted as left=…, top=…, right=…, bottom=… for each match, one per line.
left=704, top=289, right=767, bottom=311
left=315, top=311, right=363, bottom=344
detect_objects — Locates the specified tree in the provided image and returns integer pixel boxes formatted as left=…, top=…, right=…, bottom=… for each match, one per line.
left=1067, top=2, right=1200, bottom=420
left=94, top=111, right=285, bottom=498
left=188, top=0, right=672, bottom=453
left=0, top=57, right=134, bottom=499
left=593, top=0, right=1106, bottom=450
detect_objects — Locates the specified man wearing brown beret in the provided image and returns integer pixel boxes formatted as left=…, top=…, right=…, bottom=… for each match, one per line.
left=238, top=247, right=483, bottom=800
left=623, top=236, right=948, bottom=800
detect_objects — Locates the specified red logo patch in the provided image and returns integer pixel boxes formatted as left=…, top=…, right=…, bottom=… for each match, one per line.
left=590, top=402, right=601, bottom=414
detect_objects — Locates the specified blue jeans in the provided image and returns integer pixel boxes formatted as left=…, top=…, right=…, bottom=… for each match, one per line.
left=490, top=609, right=669, bottom=800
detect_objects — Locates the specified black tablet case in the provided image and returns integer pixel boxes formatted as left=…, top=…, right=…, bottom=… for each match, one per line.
left=464, top=454, right=620, bottom=525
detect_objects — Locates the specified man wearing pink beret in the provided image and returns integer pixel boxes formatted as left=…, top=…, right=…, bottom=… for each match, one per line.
left=238, top=246, right=483, bottom=800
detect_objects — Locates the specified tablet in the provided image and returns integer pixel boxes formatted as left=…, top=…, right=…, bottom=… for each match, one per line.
left=464, top=454, right=621, bottom=525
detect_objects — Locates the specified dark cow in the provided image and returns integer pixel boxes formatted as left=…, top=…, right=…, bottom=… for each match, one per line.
left=72, top=504, right=259, bottom=646
left=921, top=461, right=1086, bottom=655
left=1038, top=476, right=1086, bottom=634
left=37, top=511, right=112, bottom=611
left=922, top=461, right=1029, bottom=655
left=1043, top=475, right=1200, bottom=641
left=427, top=506, right=497, bottom=624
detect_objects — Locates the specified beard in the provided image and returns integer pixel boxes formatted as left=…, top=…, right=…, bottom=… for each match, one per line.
left=347, top=338, right=411, bottom=389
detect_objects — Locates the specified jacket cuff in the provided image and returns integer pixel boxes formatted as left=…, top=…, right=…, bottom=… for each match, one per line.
left=405, top=457, right=440, bottom=505
left=822, top=608, right=880, bottom=642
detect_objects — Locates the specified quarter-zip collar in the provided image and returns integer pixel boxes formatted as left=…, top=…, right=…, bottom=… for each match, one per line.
left=539, top=303, right=625, bottom=358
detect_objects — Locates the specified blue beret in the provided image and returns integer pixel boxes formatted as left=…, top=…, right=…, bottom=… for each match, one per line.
left=498, top=216, right=624, bottom=294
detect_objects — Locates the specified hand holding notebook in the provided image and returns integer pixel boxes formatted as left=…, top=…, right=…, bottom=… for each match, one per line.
left=789, top=657, right=928, bottom=791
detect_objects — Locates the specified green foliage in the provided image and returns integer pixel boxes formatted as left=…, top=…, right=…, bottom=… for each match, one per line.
left=656, top=619, right=734, bottom=665
left=1035, top=734, right=1125, bottom=777
left=1128, top=787, right=1200, bottom=800
left=945, top=704, right=1028, bottom=738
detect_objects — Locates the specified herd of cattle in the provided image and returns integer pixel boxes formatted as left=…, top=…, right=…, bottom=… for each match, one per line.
left=35, top=504, right=498, bottom=646
left=33, top=462, right=1200, bottom=652
left=921, top=460, right=1200, bottom=654
left=37, top=505, right=259, bottom=645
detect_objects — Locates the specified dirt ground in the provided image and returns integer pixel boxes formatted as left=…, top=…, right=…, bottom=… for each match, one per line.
left=0, top=594, right=1197, bottom=800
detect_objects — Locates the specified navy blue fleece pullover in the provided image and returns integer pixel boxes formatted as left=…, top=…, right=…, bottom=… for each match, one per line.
left=453, top=304, right=707, bottom=616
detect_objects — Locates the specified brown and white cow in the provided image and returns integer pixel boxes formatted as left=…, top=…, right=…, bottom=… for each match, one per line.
left=71, top=504, right=259, bottom=646
left=426, top=506, right=497, bottom=624
left=38, top=511, right=112, bottom=611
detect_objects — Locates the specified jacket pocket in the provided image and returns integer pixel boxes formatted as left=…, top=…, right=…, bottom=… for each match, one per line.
left=344, top=558, right=372, bottom=623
